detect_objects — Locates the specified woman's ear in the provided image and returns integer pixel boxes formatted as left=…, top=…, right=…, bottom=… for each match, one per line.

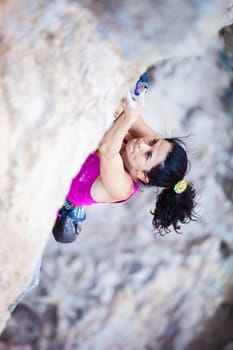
left=138, top=170, right=149, bottom=183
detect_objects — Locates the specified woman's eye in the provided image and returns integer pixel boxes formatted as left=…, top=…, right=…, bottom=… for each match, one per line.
left=150, top=139, right=158, bottom=146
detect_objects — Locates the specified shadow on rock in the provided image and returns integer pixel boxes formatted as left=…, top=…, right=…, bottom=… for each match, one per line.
left=185, top=302, right=233, bottom=350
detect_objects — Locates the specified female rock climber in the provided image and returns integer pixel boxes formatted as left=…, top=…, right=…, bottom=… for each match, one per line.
left=52, top=74, right=196, bottom=243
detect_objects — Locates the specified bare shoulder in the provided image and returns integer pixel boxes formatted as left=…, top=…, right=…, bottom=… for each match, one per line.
left=91, top=174, right=134, bottom=203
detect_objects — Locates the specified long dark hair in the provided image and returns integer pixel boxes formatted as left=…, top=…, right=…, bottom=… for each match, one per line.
left=146, top=137, right=197, bottom=234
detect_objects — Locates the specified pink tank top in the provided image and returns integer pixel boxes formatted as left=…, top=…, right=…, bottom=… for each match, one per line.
left=67, top=151, right=139, bottom=206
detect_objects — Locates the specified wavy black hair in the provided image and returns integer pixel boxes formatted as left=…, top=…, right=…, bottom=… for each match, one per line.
left=145, top=137, right=197, bottom=235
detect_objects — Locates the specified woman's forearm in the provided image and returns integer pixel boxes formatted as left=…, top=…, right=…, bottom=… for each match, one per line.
left=98, top=92, right=144, bottom=158
left=128, top=116, right=158, bottom=139
left=98, top=112, right=134, bottom=158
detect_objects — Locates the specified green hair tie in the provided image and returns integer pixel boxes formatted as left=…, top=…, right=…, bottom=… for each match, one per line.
left=173, top=179, right=188, bottom=194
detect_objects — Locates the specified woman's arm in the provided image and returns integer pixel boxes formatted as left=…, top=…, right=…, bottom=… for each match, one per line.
left=128, top=115, right=158, bottom=139
left=115, top=102, right=158, bottom=140
left=98, top=111, right=134, bottom=159
left=98, top=92, right=144, bottom=158
left=96, top=93, right=144, bottom=201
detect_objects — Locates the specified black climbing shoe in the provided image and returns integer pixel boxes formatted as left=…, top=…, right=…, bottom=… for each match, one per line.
left=52, top=215, right=81, bottom=243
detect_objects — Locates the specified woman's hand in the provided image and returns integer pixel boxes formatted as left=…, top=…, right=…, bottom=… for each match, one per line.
left=122, top=90, right=145, bottom=123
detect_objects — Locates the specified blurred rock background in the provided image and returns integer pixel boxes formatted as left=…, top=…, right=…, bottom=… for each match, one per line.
left=0, top=0, right=233, bottom=349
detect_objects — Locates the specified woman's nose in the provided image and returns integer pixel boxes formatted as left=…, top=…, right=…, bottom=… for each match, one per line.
left=137, top=140, right=148, bottom=151
left=137, top=140, right=143, bottom=150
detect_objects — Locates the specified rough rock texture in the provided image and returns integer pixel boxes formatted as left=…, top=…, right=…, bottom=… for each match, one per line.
left=0, top=0, right=233, bottom=348
left=81, top=0, right=229, bottom=61
left=0, top=0, right=137, bottom=331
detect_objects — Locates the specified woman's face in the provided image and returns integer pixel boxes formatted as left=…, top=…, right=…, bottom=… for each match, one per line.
left=125, top=137, right=172, bottom=182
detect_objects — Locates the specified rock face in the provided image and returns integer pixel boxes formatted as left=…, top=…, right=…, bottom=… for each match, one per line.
left=0, top=0, right=132, bottom=331
left=0, top=0, right=233, bottom=348
left=81, top=0, right=229, bottom=61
